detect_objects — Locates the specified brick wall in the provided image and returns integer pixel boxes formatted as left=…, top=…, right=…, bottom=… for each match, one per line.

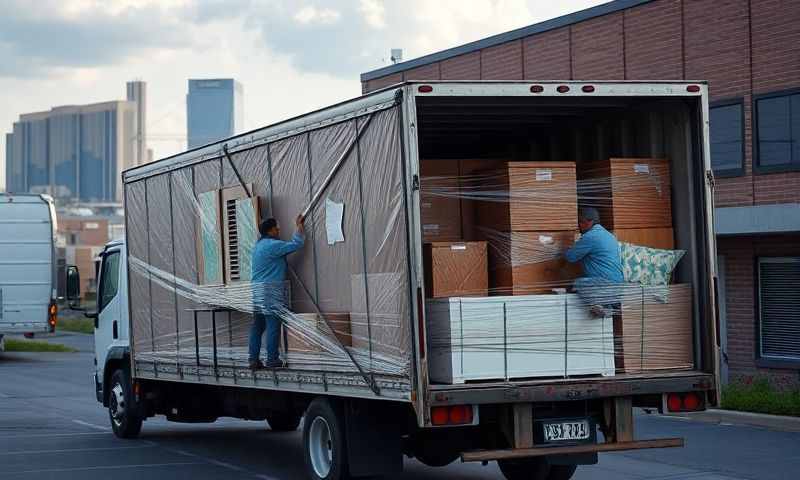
left=58, top=218, right=109, bottom=246
left=362, top=0, right=800, bottom=210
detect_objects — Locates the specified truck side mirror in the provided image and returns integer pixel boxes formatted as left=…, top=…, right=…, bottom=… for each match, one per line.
left=66, top=265, right=81, bottom=304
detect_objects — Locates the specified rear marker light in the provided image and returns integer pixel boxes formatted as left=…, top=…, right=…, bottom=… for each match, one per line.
left=667, top=392, right=703, bottom=412
left=418, top=85, right=433, bottom=93
left=683, top=392, right=701, bottom=411
left=582, top=85, right=595, bottom=93
left=431, top=405, right=474, bottom=426
left=667, top=394, right=683, bottom=412
left=687, top=85, right=701, bottom=93
left=557, top=85, right=570, bottom=93
left=530, top=85, right=544, bottom=93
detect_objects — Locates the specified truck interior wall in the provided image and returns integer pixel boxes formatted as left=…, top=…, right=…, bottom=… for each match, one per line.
left=416, top=95, right=709, bottom=382
left=125, top=106, right=414, bottom=391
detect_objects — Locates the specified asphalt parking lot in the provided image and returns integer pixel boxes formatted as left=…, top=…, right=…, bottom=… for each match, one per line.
left=1, top=332, right=799, bottom=479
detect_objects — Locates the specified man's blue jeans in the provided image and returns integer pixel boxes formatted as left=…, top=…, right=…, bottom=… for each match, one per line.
left=249, top=312, right=280, bottom=362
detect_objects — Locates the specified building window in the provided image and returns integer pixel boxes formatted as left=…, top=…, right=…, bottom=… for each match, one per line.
left=755, top=90, right=800, bottom=172
left=710, top=101, right=744, bottom=175
left=758, top=257, right=800, bottom=364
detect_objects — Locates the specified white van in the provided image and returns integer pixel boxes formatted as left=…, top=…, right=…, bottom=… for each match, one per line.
left=0, top=193, right=58, bottom=349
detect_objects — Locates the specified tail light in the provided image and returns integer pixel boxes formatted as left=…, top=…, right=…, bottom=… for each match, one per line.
left=48, top=301, right=57, bottom=329
left=665, top=392, right=704, bottom=412
left=430, top=405, right=475, bottom=426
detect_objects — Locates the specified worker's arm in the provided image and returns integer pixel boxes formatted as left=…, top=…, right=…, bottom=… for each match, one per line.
left=268, top=214, right=306, bottom=257
left=565, top=232, right=594, bottom=263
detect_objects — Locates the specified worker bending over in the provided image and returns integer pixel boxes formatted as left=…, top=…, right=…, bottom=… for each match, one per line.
left=249, top=214, right=305, bottom=370
left=564, top=207, right=624, bottom=317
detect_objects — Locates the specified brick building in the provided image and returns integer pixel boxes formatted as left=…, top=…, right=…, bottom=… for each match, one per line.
left=361, top=0, right=800, bottom=385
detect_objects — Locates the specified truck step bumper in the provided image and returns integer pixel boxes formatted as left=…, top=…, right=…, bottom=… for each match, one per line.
left=461, top=437, right=684, bottom=462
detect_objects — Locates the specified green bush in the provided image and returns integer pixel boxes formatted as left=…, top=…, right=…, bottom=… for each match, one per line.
left=722, top=377, right=800, bottom=417
left=58, top=317, right=94, bottom=334
left=4, top=339, right=77, bottom=353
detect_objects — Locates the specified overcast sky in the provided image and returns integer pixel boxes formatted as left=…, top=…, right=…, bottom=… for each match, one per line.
left=0, top=0, right=607, bottom=189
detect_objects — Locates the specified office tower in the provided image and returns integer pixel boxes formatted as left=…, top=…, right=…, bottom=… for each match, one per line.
left=126, top=80, right=147, bottom=166
left=187, top=79, right=243, bottom=149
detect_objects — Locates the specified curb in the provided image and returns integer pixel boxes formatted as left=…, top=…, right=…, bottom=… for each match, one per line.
left=680, top=409, right=800, bottom=433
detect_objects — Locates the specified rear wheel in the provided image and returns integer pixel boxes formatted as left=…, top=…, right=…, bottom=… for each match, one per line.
left=303, top=398, right=349, bottom=480
left=266, top=411, right=302, bottom=432
left=497, top=457, right=550, bottom=480
left=108, top=369, right=142, bottom=439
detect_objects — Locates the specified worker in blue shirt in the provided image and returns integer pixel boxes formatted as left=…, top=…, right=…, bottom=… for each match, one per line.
left=249, top=215, right=305, bottom=369
left=565, top=207, right=624, bottom=317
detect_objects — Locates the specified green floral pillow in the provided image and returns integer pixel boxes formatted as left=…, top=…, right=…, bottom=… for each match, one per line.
left=619, top=242, right=685, bottom=286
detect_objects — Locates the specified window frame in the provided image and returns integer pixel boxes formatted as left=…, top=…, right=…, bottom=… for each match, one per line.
left=98, top=250, right=121, bottom=314
left=755, top=256, right=800, bottom=369
left=753, top=88, right=800, bottom=174
left=709, top=97, right=746, bottom=178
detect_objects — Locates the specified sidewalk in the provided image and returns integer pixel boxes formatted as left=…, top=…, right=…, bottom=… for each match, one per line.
left=679, top=408, right=800, bottom=433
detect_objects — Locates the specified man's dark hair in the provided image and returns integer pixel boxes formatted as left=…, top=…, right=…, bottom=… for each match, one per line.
left=578, top=207, right=600, bottom=224
left=259, top=218, right=278, bottom=237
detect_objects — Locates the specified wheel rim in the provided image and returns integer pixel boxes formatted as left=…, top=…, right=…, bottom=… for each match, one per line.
left=109, top=383, right=126, bottom=428
left=308, top=416, right=333, bottom=478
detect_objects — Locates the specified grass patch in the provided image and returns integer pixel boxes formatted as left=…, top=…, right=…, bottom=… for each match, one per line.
left=4, top=338, right=77, bottom=353
left=722, top=378, right=800, bottom=417
left=57, top=317, right=94, bottom=334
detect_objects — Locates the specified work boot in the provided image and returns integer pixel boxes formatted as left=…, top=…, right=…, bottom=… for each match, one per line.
left=249, top=359, right=266, bottom=370
left=589, top=305, right=607, bottom=318
left=264, top=359, right=286, bottom=369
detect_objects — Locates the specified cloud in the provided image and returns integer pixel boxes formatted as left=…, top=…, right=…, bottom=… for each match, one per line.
left=359, top=0, right=386, bottom=29
left=294, top=6, right=342, bottom=26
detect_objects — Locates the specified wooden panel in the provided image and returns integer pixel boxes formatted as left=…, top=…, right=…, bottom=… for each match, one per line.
left=461, top=438, right=684, bottom=462
left=579, top=158, right=672, bottom=230
left=620, top=284, right=694, bottom=373
left=423, top=241, right=488, bottom=298
left=614, top=396, right=634, bottom=443
left=488, top=231, right=582, bottom=295
left=459, top=159, right=507, bottom=240
left=614, top=227, right=675, bottom=249
left=420, top=160, right=462, bottom=242
left=475, top=161, right=578, bottom=232
left=286, top=312, right=352, bottom=353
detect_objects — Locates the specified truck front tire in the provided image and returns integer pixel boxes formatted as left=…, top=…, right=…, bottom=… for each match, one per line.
left=303, top=398, right=349, bottom=480
left=108, top=369, right=143, bottom=439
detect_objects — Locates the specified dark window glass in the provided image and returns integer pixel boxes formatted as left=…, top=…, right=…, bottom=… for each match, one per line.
left=710, top=103, right=743, bottom=172
left=98, top=251, right=120, bottom=313
left=759, top=258, right=800, bottom=361
left=757, top=92, right=800, bottom=167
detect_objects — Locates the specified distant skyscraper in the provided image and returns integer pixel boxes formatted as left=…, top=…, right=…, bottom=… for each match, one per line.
left=187, top=79, right=243, bottom=149
left=5, top=82, right=145, bottom=202
left=126, top=80, right=147, bottom=166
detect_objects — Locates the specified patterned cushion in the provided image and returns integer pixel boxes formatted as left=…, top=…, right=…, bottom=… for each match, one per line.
left=619, top=242, right=685, bottom=286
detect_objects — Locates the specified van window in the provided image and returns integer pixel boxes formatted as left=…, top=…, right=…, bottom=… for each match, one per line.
left=98, top=251, right=120, bottom=313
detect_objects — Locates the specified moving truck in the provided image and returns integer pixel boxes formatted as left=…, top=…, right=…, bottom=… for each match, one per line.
left=1, top=193, right=58, bottom=349
left=76, top=82, right=719, bottom=480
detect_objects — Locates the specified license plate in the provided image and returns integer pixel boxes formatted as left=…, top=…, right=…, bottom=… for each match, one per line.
left=543, top=420, right=590, bottom=441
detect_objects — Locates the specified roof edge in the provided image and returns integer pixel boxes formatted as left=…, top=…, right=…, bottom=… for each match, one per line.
left=360, top=0, right=653, bottom=82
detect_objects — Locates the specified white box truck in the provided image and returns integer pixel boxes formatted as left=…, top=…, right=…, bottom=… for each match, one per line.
left=0, top=193, right=59, bottom=350
left=75, top=81, right=720, bottom=480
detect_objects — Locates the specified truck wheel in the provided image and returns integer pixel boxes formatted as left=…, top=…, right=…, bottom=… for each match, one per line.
left=108, top=369, right=142, bottom=439
left=497, top=458, right=550, bottom=480
left=548, top=465, right=577, bottom=480
left=303, top=398, right=349, bottom=480
left=266, top=411, right=301, bottom=432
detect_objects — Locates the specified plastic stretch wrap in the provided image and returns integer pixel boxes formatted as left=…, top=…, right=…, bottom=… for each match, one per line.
left=126, top=107, right=412, bottom=381
left=420, top=157, right=694, bottom=382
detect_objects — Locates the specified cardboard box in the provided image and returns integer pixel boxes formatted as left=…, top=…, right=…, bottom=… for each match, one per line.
left=420, top=159, right=462, bottom=242
left=458, top=159, right=508, bottom=240
left=579, top=158, right=672, bottom=230
left=349, top=312, right=405, bottom=359
left=475, top=161, right=578, bottom=232
left=488, top=231, right=583, bottom=295
left=614, top=227, right=675, bottom=249
left=423, top=241, right=488, bottom=298
left=350, top=272, right=407, bottom=359
left=618, top=284, right=693, bottom=373
left=285, top=312, right=352, bottom=353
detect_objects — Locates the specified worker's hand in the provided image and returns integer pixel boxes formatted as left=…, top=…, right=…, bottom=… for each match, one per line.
left=295, top=214, right=305, bottom=234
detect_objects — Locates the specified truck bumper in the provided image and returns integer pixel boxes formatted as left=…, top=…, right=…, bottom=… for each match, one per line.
left=461, top=437, right=683, bottom=462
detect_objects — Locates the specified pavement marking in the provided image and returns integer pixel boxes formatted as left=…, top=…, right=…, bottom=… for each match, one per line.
left=4, top=462, right=203, bottom=476
left=0, top=431, right=111, bottom=439
left=0, top=441, right=158, bottom=456
left=72, top=419, right=110, bottom=431
left=167, top=446, right=280, bottom=480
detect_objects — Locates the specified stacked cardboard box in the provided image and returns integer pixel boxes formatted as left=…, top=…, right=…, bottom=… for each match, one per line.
left=285, top=312, right=352, bottom=353
left=423, top=241, right=488, bottom=298
left=578, top=157, right=672, bottom=230
left=471, top=161, right=581, bottom=295
left=613, top=227, right=675, bottom=249
left=618, top=284, right=693, bottom=373
left=420, top=159, right=462, bottom=242
left=350, top=273, right=405, bottom=359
